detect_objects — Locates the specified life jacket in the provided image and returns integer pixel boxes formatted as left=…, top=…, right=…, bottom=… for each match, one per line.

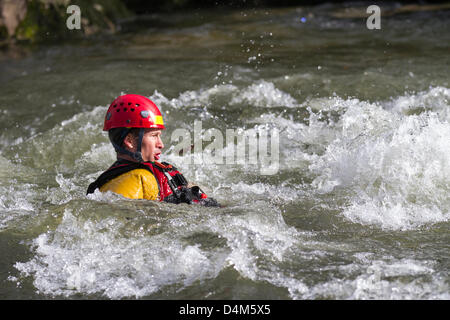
left=86, top=159, right=220, bottom=207
left=86, top=159, right=187, bottom=201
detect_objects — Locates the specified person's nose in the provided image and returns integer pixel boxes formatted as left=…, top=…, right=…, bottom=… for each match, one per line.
left=157, top=136, right=164, bottom=149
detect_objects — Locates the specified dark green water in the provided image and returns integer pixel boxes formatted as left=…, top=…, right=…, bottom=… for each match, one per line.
left=0, top=4, right=449, bottom=299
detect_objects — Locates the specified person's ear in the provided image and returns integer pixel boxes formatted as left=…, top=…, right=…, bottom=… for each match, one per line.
left=123, top=133, right=136, bottom=151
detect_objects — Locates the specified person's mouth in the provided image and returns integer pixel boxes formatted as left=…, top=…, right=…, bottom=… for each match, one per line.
left=154, top=153, right=161, bottom=160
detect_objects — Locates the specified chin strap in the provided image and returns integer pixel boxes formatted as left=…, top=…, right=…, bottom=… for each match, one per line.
left=111, top=128, right=145, bottom=162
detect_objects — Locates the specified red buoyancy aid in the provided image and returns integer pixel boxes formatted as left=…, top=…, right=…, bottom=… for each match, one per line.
left=149, top=161, right=187, bottom=201
left=87, top=159, right=184, bottom=200
left=86, top=159, right=219, bottom=206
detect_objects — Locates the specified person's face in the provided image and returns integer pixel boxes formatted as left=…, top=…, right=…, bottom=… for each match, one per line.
left=125, top=128, right=164, bottom=162
left=142, top=129, right=164, bottom=162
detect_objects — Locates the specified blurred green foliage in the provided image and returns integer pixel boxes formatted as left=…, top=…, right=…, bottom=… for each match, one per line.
left=1, top=0, right=130, bottom=44
left=1, top=0, right=448, bottom=45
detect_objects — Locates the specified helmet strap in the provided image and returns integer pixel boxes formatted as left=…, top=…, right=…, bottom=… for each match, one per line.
left=112, top=128, right=144, bottom=162
left=136, top=128, right=144, bottom=155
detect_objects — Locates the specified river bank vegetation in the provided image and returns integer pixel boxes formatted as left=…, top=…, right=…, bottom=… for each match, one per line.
left=1, top=0, right=449, bottom=46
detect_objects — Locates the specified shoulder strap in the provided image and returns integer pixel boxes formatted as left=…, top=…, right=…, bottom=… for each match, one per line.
left=153, top=161, right=178, bottom=171
left=86, top=160, right=156, bottom=195
left=151, top=161, right=190, bottom=200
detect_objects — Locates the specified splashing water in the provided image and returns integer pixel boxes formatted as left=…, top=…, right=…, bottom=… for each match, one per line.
left=1, top=5, right=449, bottom=299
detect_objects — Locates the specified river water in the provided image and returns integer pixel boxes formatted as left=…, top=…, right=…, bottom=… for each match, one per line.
left=0, top=4, right=449, bottom=299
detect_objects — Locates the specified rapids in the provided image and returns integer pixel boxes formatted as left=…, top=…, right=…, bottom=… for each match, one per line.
left=0, top=4, right=448, bottom=299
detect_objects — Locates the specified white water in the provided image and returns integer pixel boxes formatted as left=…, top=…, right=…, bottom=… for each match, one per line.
left=5, top=83, right=449, bottom=299
left=153, top=83, right=450, bottom=230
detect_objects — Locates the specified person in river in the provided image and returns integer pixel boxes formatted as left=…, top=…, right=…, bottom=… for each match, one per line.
left=87, top=94, right=220, bottom=207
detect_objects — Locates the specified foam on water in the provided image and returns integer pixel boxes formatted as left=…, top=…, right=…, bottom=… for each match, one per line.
left=385, top=86, right=450, bottom=121
left=150, top=80, right=298, bottom=109
left=14, top=209, right=227, bottom=298
left=10, top=106, right=106, bottom=172
left=1, top=3, right=449, bottom=300
left=18, top=215, right=447, bottom=299
left=303, top=258, right=448, bottom=300
left=307, top=90, right=450, bottom=230
left=205, top=210, right=313, bottom=297
left=0, top=156, right=42, bottom=230
left=151, top=84, right=238, bottom=109
left=230, top=81, right=298, bottom=107
left=0, top=183, right=36, bottom=230
left=7, top=82, right=450, bottom=299
left=14, top=202, right=308, bottom=298
left=152, top=85, right=450, bottom=230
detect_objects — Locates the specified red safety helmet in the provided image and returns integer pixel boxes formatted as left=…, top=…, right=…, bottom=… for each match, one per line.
left=103, top=94, right=165, bottom=131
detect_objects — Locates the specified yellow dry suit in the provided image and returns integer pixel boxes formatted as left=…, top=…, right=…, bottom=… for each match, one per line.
left=87, top=159, right=220, bottom=206
left=99, top=168, right=159, bottom=200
